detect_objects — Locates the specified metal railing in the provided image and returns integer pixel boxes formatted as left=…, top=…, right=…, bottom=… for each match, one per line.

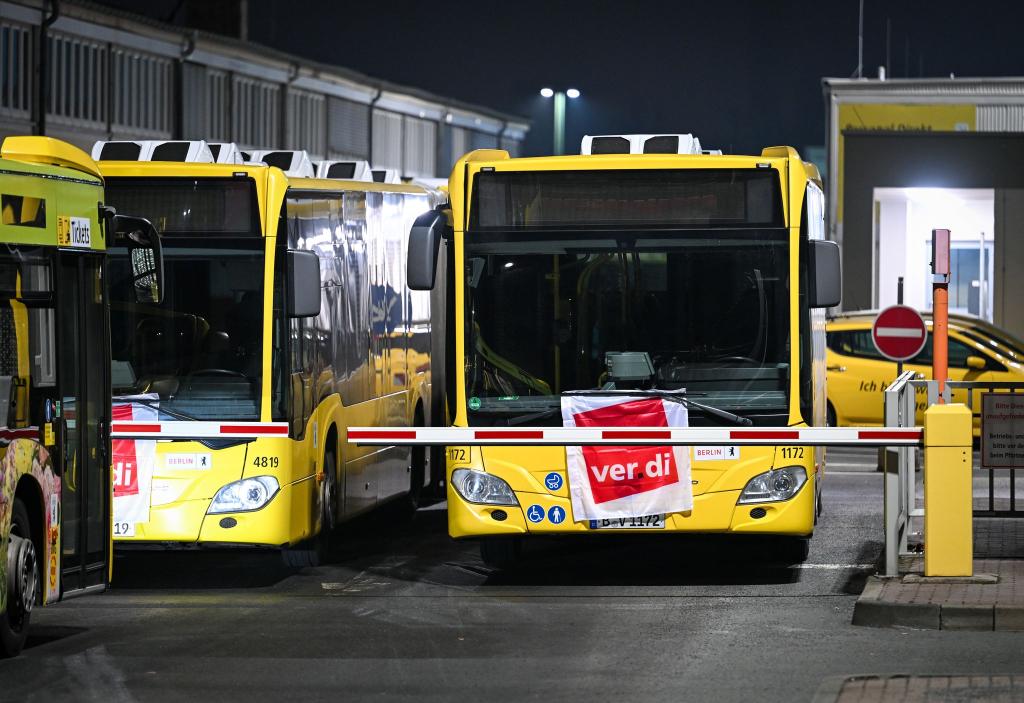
left=882, top=374, right=1024, bottom=575
left=883, top=370, right=921, bottom=576
left=947, top=379, right=1024, bottom=517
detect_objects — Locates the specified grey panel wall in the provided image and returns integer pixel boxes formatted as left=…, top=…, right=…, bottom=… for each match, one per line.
left=501, top=137, right=520, bottom=157
left=402, top=115, right=436, bottom=178
left=0, top=20, right=32, bottom=119
left=2, top=9, right=526, bottom=171
left=371, top=109, right=402, bottom=170
left=285, top=88, right=326, bottom=158
left=327, top=96, right=369, bottom=160
left=450, top=126, right=470, bottom=164
left=469, top=130, right=498, bottom=151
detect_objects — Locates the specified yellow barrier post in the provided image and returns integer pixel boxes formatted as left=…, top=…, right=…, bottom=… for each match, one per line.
left=923, top=403, right=973, bottom=577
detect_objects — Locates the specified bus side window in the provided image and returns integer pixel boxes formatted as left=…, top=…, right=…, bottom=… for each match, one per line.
left=1, top=194, right=47, bottom=228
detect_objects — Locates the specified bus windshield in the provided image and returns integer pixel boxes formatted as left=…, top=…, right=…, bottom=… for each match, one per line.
left=109, top=239, right=265, bottom=420
left=464, top=228, right=791, bottom=425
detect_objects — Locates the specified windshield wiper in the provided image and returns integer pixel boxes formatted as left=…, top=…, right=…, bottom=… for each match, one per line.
left=562, top=389, right=754, bottom=426
left=114, top=396, right=199, bottom=422
left=506, top=408, right=560, bottom=426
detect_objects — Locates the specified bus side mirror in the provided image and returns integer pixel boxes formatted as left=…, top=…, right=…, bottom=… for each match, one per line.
left=408, top=209, right=446, bottom=291
left=809, top=240, right=841, bottom=308
left=287, top=249, right=321, bottom=317
left=112, top=214, right=164, bottom=305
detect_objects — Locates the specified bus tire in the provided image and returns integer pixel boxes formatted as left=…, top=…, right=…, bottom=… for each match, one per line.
left=318, top=447, right=338, bottom=551
left=773, top=536, right=810, bottom=565
left=281, top=547, right=319, bottom=569
left=480, top=538, right=520, bottom=570
left=1, top=498, right=38, bottom=658
left=826, top=402, right=837, bottom=428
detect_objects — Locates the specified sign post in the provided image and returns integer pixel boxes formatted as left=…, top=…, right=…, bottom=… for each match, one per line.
left=932, top=228, right=951, bottom=403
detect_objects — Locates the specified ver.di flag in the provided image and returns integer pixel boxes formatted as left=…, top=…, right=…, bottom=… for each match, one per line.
left=112, top=395, right=158, bottom=528
left=561, top=395, right=692, bottom=521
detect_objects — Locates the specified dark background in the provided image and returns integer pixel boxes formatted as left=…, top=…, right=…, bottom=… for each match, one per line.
left=95, top=0, right=1024, bottom=157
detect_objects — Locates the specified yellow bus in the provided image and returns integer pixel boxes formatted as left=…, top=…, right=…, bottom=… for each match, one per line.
left=0, top=136, right=161, bottom=655
left=95, top=142, right=441, bottom=565
left=401, top=135, right=841, bottom=568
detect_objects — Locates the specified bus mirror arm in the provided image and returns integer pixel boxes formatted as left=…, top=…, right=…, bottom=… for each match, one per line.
left=407, top=208, right=447, bottom=291
left=809, top=240, right=841, bottom=309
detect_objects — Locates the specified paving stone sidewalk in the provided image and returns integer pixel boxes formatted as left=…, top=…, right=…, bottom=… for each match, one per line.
left=854, top=519, right=1024, bottom=630
left=814, top=675, right=1024, bottom=702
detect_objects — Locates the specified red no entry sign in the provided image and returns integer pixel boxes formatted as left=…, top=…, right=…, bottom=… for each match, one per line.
left=872, top=305, right=928, bottom=361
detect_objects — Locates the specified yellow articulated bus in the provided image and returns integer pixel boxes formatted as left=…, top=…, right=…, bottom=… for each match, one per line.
left=95, top=142, right=442, bottom=564
left=388, top=134, right=841, bottom=568
left=0, top=136, right=162, bottom=655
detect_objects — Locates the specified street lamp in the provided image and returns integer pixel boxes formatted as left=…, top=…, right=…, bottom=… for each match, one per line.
left=540, top=87, right=581, bottom=155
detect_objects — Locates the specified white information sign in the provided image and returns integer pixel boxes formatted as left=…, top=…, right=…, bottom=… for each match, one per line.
left=981, top=393, right=1024, bottom=469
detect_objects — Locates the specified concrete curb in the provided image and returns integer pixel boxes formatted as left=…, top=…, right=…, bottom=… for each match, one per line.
left=853, top=575, right=1024, bottom=631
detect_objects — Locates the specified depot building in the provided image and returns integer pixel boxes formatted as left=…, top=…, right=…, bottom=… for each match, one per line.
left=824, top=77, right=1024, bottom=337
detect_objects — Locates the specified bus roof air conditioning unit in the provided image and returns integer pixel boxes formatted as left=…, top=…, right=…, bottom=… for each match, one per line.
left=249, top=150, right=315, bottom=178
left=207, top=142, right=246, bottom=164
left=370, top=168, right=401, bottom=184
left=316, top=159, right=373, bottom=181
left=581, top=134, right=703, bottom=155
left=91, top=140, right=215, bottom=163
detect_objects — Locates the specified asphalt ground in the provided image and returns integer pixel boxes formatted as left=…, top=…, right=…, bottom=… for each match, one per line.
left=3, top=447, right=1024, bottom=703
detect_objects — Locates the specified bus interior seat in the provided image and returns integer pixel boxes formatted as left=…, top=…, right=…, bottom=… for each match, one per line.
left=194, top=330, right=232, bottom=371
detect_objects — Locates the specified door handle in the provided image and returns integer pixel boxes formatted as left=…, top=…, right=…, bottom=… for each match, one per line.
left=827, top=365, right=846, bottom=372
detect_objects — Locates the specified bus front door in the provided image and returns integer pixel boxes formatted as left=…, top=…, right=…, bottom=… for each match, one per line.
left=57, top=253, right=110, bottom=596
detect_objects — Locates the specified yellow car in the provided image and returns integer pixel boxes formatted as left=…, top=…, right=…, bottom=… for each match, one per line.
left=826, top=311, right=1024, bottom=429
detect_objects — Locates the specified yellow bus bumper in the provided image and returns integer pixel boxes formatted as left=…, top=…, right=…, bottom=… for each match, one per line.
left=448, top=474, right=815, bottom=539
left=117, top=476, right=316, bottom=549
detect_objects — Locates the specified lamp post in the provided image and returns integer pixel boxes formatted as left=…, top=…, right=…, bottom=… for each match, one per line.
left=540, top=87, right=580, bottom=155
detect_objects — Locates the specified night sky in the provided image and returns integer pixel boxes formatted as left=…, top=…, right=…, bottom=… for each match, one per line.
left=101, top=1, right=1024, bottom=158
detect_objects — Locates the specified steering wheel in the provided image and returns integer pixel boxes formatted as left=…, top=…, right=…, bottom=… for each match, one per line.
left=186, top=369, right=248, bottom=379
left=712, top=356, right=759, bottom=365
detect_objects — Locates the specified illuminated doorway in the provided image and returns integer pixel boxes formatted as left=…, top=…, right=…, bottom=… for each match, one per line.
left=873, top=187, right=994, bottom=321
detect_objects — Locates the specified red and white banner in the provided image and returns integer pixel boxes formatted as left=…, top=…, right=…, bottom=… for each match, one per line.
left=561, top=395, right=692, bottom=521
left=112, top=396, right=159, bottom=529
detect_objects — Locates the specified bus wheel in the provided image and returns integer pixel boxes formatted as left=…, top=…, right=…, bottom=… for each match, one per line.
left=1, top=498, right=38, bottom=658
left=480, top=538, right=521, bottom=570
left=773, top=536, right=810, bottom=565
left=318, top=449, right=338, bottom=549
left=826, top=403, right=837, bottom=428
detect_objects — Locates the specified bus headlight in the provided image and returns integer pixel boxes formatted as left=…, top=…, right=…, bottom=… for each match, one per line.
left=737, top=467, right=807, bottom=504
left=208, top=476, right=280, bottom=514
left=451, top=469, right=518, bottom=506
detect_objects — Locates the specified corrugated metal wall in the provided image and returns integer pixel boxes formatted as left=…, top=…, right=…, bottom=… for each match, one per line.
left=327, top=97, right=369, bottom=160
left=403, top=115, right=436, bottom=178
left=978, top=105, right=1024, bottom=132
left=372, top=109, right=403, bottom=170
left=0, top=20, right=32, bottom=119
left=0, top=2, right=527, bottom=179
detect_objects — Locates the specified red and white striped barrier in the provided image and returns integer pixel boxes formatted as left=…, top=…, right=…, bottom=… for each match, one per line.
left=346, top=426, right=923, bottom=447
left=111, top=421, right=289, bottom=440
